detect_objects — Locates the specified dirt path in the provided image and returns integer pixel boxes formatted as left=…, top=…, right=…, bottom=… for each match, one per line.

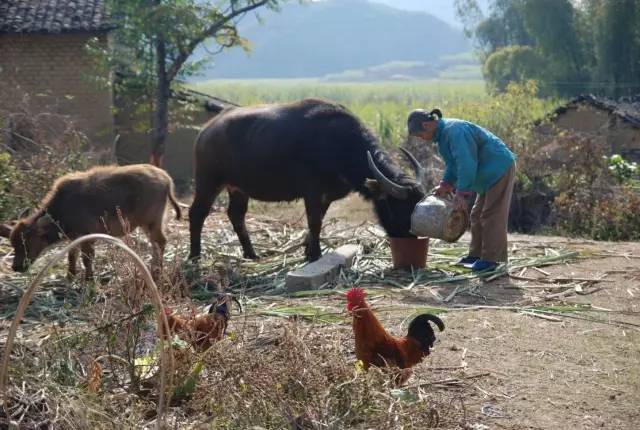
left=419, top=235, right=640, bottom=429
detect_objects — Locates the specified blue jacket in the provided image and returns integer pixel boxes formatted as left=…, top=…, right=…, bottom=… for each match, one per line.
left=434, top=118, right=516, bottom=194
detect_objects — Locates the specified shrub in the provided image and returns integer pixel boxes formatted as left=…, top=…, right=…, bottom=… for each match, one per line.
left=483, top=46, right=546, bottom=94
left=606, top=154, right=639, bottom=185
left=549, top=138, right=640, bottom=241
left=553, top=187, right=640, bottom=241
left=0, top=153, right=28, bottom=220
left=0, top=94, right=92, bottom=221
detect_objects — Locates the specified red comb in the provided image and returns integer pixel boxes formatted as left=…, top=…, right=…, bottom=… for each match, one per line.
left=346, top=287, right=366, bottom=303
left=164, top=307, right=173, bottom=316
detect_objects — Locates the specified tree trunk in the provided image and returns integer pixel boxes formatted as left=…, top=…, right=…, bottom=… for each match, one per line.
left=150, top=34, right=169, bottom=168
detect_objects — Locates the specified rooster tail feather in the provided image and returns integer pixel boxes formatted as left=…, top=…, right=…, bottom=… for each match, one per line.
left=207, top=293, right=243, bottom=316
left=231, top=296, right=243, bottom=314
left=407, top=313, right=445, bottom=351
left=424, top=314, right=445, bottom=332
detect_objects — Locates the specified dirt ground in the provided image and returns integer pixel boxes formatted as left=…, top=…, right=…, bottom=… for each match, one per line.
left=240, top=195, right=640, bottom=429
left=1, top=194, right=639, bottom=429
left=421, top=245, right=640, bottom=429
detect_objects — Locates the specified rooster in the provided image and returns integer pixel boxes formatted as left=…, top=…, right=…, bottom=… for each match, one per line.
left=163, top=293, right=238, bottom=351
left=346, top=288, right=444, bottom=375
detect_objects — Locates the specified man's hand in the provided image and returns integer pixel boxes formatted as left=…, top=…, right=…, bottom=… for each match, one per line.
left=432, top=181, right=454, bottom=197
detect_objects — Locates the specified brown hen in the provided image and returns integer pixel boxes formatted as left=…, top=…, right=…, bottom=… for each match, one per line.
left=163, top=293, right=234, bottom=351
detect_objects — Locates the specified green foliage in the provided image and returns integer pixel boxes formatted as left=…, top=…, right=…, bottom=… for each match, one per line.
left=173, top=359, right=205, bottom=400
left=457, top=0, right=531, bottom=56
left=590, top=0, right=640, bottom=97
left=106, top=0, right=276, bottom=81
left=483, top=45, right=544, bottom=93
left=606, top=154, right=639, bottom=185
left=522, top=0, right=586, bottom=79
left=457, top=0, right=640, bottom=96
left=447, top=80, right=550, bottom=161
left=99, top=0, right=283, bottom=159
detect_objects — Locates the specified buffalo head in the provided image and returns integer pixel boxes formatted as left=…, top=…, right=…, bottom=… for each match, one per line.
left=366, top=148, right=426, bottom=238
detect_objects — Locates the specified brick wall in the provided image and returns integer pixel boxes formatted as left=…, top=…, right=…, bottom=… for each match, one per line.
left=0, top=32, right=114, bottom=147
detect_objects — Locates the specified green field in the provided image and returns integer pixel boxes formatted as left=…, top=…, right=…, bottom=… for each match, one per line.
left=191, top=79, right=486, bottom=105
left=190, top=79, right=558, bottom=147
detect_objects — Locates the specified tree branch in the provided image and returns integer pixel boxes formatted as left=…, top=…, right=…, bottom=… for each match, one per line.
left=202, top=25, right=240, bottom=56
left=167, top=0, right=271, bottom=81
left=202, top=43, right=226, bottom=57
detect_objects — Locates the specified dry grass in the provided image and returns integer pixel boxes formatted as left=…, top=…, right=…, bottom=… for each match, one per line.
left=183, top=323, right=465, bottom=429
left=1, top=204, right=639, bottom=429
left=0, top=212, right=469, bottom=429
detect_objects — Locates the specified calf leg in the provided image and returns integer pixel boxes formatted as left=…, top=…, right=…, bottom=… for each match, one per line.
left=303, top=195, right=330, bottom=262
left=189, top=179, right=223, bottom=261
left=80, top=242, right=95, bottom=281
left=146, top=223, right=167, bottom=277
left=227, top=190, right=258, bottom=259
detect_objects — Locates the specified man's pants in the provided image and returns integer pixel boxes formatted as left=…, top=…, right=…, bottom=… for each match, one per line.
left=469, top=163, right=516, bottom=263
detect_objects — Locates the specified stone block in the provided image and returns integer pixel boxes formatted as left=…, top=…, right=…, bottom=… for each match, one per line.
left=285, top=244, right=361, bottom=292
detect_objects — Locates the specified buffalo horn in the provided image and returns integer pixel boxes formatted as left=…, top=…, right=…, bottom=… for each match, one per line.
left=367, top=151, right=410, bottom=199
left=400, top=147, right=425, bottom=186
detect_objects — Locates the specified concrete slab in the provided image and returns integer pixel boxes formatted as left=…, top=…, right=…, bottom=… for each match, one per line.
left=285, top=244, right=361, bottom=292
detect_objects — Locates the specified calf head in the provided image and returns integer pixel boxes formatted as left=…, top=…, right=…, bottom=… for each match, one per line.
left=366, top=149, right=426, bottom=238
left=3, top=214, right=62, bottom=272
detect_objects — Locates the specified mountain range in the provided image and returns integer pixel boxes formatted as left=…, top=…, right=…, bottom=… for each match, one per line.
left=192, top=0, right=478, bottom=80
left=371, top=0, right=488, bottom=27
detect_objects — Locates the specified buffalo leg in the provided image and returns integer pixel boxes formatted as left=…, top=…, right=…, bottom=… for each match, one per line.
left=67, top=248, right=79, bottom=279
left=303, top=195, right=330, bottom=262
left=80, top=242, right=95, bottom=281
left=189, top=179, right=223, bottom=261
left=227, top=190, right=258, bottom=259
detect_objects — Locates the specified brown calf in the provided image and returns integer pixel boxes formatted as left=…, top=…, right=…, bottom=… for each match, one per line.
left=0, top=164, right=181, bottom=279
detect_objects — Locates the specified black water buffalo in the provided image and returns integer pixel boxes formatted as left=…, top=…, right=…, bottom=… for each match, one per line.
left=189, top=98, right=426, bottom=262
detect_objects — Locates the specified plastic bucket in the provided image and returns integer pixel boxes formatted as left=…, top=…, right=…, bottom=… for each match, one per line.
left=389, top=237, right=429, bottom=269
left=410, top=195, right=469, bottom=243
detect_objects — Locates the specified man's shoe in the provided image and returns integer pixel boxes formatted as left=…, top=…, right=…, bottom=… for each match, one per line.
left=454, top=255, right=479, bottom=267
left=470, top=260, right=498, bottom=272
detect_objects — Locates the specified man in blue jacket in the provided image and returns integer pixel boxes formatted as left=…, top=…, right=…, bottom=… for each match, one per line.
left=407, top=108, right=517, bottom=272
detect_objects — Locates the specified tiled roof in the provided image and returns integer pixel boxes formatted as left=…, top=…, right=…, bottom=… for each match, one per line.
left=555, top=94, right=640, bottom=128
left=173, top=88, right=241, bottom=114
left=0, top=0, right=112, bottom=34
